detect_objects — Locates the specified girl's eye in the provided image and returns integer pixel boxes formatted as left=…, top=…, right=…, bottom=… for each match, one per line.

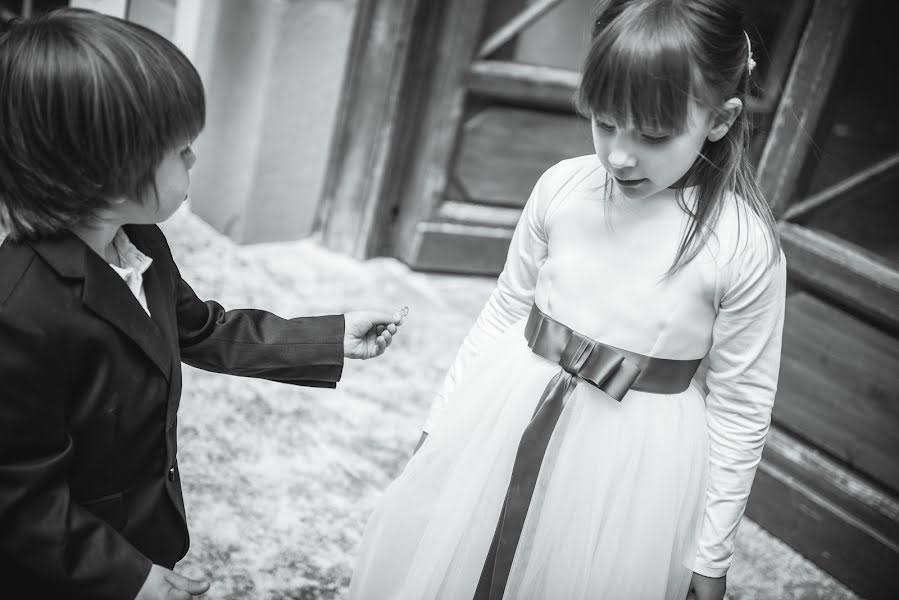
left=641, top=133, right=670, bottom=145
left=595, top=121, right=616, bottom=132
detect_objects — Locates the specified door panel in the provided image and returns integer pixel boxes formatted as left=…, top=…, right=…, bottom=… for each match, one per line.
left=777, top=292, right=899, bottom=493
left=454, top=107, right=592, bottom=208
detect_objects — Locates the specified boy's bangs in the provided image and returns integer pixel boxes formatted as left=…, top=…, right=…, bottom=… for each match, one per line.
left=166, top=71, right=205, bottom=146
left=578, top=19, right=698, bottom=134
left=149, top=49, right=206, bottom=148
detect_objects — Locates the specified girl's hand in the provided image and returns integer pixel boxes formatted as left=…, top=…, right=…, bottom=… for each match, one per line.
left=686, top=572, right=726, bottom=600
left=134, top=564, right=210, bottom=600
left=343, top=310, right=403, bottom=360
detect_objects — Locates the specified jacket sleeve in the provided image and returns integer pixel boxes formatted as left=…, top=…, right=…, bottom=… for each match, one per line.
left=165, top=245, right=345, bottom=388
left=0, top=307, right=152, bottom=600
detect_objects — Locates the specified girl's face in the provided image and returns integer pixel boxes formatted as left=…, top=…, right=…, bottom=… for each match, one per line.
left=591, top=99, right=715, bottom=200
left=127, top=141, right=197, bottom=224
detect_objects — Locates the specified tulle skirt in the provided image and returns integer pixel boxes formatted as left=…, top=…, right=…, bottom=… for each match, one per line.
left=349, top=319, right=709, bottom=600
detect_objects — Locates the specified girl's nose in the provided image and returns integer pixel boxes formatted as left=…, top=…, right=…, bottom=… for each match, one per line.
left=607, top=148, right=636, bottom=169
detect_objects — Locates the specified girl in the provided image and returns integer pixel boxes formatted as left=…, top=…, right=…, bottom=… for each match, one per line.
left=0, top=8, right=403, bottom=600
left=349, top=0, right=785, bottom=599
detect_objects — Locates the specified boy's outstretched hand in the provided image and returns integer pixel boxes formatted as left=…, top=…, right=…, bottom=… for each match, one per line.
left=344, top=309, right=405, bottom=359
left=135, top=564, right=209, bottom=600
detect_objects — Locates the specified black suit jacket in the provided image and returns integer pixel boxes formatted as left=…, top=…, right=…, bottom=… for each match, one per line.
left=0, top=225, right=345, bottom=599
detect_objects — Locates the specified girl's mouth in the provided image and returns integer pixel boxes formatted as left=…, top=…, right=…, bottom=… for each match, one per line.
left=614, top=176, right=647, bottom=188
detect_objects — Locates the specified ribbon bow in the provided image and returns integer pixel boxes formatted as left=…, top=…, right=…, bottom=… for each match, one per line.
left=527, top=310, right=641, bottom=401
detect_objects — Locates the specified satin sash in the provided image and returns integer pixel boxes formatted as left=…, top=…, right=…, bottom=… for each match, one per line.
left=474, top=304, right=702, bottom=600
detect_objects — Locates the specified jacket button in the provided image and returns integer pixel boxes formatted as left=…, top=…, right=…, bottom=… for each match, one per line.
left=168, top=465, right=175, bottom=481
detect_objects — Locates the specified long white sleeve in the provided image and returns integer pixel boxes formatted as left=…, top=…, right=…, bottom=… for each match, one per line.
left=693, top=220, right=787, bottom=577
left=421, top=164, right=568, bottom=434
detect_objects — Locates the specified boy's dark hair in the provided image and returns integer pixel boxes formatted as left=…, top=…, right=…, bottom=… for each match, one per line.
left=0, top=8, right=205, bottom=241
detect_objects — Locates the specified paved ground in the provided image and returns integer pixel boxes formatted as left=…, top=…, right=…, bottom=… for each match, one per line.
left=162, top=208, right=861, bottom=599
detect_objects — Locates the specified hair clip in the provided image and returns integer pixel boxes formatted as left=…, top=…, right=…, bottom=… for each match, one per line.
left=744, top=31, right=757, bottom=73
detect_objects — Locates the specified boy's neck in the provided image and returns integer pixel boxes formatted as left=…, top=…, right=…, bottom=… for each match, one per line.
left=70, top=220, right=124, bottom=266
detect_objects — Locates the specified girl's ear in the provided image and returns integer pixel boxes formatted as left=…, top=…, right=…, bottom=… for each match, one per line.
left=707, top=98, right=743, bottom=142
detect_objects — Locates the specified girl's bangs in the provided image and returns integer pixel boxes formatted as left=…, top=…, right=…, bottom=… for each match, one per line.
left=577, top=20, right=699, bottom=134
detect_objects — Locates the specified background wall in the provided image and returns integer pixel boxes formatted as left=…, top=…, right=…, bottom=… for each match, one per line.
left=128, top=0, right=359, bottom=245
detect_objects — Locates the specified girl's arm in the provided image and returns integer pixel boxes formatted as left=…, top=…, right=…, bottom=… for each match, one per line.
left=694, top=227, right=787, bottom=578
left=421, top=161, right=576, bottom=435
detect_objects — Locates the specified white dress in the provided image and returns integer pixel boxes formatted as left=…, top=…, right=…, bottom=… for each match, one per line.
left=349, top=155, right=787, bottom=600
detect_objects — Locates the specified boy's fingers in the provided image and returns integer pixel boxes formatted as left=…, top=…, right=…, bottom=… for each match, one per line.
left=163, top=570, right=210, bottom=594
left=359, top=311, right=401, bottom=329
left=377, top=310, right=403, bottom=325
left=369, top=310, right=400, bottom=325
left=386, top=323, right=397, bottom=335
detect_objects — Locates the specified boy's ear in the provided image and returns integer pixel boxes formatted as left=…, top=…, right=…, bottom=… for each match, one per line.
left=707, top=98, right=743, bottom=142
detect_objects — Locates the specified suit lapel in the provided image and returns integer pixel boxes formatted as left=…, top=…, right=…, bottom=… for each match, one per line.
left=31, top=230, right=173, bottom=381
left=128, top=226, right=178, bottom=359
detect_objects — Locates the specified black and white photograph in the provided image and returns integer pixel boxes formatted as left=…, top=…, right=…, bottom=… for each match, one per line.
left=0, top=0, right=896, bottom=598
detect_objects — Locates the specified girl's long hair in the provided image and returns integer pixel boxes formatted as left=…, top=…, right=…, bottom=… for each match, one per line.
left=577, top=0, right=781, bottom=276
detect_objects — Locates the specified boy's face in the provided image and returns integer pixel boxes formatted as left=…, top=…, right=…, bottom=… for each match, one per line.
left=590, top=99, right=716, bottom=200
left=126, top=142, right=196, bottom=224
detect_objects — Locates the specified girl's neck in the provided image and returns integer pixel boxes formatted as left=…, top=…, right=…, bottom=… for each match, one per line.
left=669, top=172, right=692, bottom=190
left=669, top=157, right=700, bottom=190
left=70, top=219, right=123, bottom=266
